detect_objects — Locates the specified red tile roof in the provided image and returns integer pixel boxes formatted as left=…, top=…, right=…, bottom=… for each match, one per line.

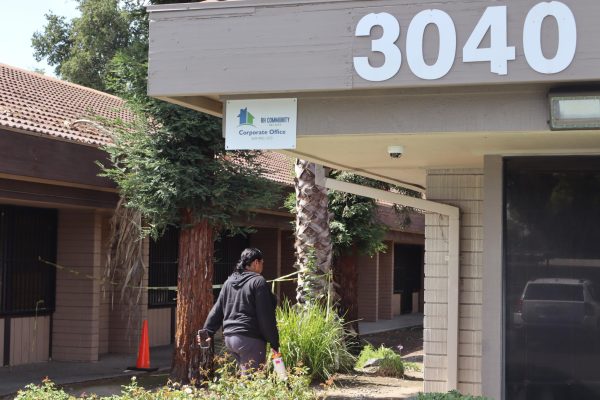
left=255, top=152, right=295, bottom=186
left=0, top=63, right=131, bottom=146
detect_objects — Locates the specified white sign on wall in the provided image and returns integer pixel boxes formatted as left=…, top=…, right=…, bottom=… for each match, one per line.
left=225, top=98, right=297, bottom=150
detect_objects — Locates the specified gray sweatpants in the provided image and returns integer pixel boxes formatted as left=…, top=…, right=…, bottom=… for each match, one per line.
left=224, top=334, right=267, bottom=372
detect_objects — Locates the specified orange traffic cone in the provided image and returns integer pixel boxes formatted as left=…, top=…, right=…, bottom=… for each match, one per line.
left=127, top=320, right=157, bottom=371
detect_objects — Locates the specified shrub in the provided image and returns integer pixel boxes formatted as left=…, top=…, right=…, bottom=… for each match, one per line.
left=355, top=344, right=404, bottom=378
left=277, top=301, right=355, bottom=381
left=205, top=357, right=316, bottom=400
left=15, top=379, right=75, bottom=400
left=417, top=391, right=492, bottom=400
left=14, top=363, right=317, bottom=400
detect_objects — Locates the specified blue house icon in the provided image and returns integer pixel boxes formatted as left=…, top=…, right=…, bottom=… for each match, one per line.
left=238, top=108, right=255, bottom=125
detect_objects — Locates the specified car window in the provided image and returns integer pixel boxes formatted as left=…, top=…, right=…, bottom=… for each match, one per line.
left=524, top=283, right=584, bottom=301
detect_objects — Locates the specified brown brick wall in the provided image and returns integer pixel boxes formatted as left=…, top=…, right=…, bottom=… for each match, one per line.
left=357, top=253, right=379, bottom=322
left=52, top=210, right=102, bottom=361
left=279, top=231, right=297, bottom=304
left=378, top=242, right=394, bottom=320
left=108, top=238, right=149, bottom=354
left=99, top=214, right=111, bottom=355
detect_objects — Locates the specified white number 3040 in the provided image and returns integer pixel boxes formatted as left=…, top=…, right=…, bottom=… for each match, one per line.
left=353, top=1, right=577, bottom=82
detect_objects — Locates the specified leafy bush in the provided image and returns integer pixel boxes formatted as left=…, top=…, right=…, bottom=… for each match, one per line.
left=205, top=357, right=315, bottom=400
left=15, top=361, right=317, bottom=400
left=277, top=301, right=355, bottom=381
left=418, top=391, right=491, bottom=400
left=15, top=379, right=74, bottom=400
left=355, top=344, right=405, bottom=377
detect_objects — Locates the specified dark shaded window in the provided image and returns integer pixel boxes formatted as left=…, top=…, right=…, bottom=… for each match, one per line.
left=148, top=226, right=178, bottom=307
left=505, top=156, right=600, bottom=400
left=148, top=228, right=249, bottom=305
left=0, top=205, right=57, bottom=315
left=214, top=233, right=249, bottom=298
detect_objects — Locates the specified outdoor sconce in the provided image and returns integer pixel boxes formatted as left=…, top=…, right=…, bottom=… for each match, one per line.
left=549, top=92, right=600, bottom=130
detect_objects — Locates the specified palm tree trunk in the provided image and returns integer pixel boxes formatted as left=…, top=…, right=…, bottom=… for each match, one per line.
left=170, top=208, right=214, bottom=384
left=294, top=159, right=333, bottom=304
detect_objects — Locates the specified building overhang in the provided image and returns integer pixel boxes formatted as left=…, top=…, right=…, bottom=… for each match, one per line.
left=147, top=0, right=600, bottom=188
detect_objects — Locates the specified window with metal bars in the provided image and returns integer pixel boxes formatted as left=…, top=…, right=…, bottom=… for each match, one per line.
left=148, top=226, right=178, bottom=308
left=0, top=205, right=57, bottom=316
left=148, top=228, right=249, bottom=306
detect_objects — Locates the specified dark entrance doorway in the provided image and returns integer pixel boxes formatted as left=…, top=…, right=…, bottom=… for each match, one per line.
left=504, top=156, right=600, bottom=400
left=394, top=244, right=424, bottom=314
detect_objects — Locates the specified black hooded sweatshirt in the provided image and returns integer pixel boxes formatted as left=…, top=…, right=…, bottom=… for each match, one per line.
left=203, top=270, right=279, bottom=351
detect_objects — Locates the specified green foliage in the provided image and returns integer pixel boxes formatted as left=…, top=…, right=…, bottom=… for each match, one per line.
left=355, top=344, right=404, bottom=378
left=286, top=171, right=422, bottom=258
left=33, top=0, right=281, bottom=235
left=98, top=106, right=280, bottom=236
left=205, top=357, right=316, bottom=400
left=32, top=0, right=132, bottom=91
left=276, top=301, right=355, bottom=381
left=327, top=172, right=388, bottom=257
left=15, top=365, right=317, bottom=400
left=15, top=379, right=74, bottom=400
left=417, top=391, right=491, bottom=400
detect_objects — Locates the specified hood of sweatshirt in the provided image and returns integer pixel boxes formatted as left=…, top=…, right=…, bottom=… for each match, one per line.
left=230, top=271, right=260, bottom=289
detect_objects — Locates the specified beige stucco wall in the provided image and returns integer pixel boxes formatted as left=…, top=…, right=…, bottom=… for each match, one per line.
left=424, top=169, right=483, bottom=395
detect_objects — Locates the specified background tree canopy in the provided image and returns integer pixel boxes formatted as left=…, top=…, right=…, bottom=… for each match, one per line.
left=32, top=0, right=279, bottom=234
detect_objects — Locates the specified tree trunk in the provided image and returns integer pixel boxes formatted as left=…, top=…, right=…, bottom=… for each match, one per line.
left=170, top=209, right=214, bottom=385
left=333, top=246, right=359, bottom=334
left=294, top=159, right=333, bottom=304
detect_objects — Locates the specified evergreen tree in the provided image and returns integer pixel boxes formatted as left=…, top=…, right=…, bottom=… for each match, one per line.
left=32, top=0, right=279, bottom=383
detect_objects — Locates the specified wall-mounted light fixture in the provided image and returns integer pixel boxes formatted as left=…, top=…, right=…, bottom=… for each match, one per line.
left=549, top=92, right=600, bottom=130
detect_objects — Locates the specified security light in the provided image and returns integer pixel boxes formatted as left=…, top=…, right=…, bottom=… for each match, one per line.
left=549, top=92, right=600, bottom=130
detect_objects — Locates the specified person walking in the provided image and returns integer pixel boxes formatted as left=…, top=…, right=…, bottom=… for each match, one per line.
left=201, top=248, right=279, bottom=372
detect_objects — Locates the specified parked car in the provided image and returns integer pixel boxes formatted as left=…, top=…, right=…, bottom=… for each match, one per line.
left=513, top=278, right=600, bottom=331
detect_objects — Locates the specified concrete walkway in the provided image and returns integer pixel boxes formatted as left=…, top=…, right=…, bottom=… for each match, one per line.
left=359, top=313, right=423, bottom=335
left=0, top=345, right=173, bottom=398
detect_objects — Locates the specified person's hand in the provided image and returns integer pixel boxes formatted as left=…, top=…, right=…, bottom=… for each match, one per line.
left=197, top=329, right=211, bottom=348
left=196, top=335, right=212, bottom=344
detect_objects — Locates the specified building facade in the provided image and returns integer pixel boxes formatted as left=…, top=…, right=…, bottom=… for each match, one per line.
left=147, top=1, right=600, bottom=398
left=0, top=63, right=424, bottom=368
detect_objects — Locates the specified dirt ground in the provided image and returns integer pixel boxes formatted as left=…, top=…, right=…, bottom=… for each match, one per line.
left=320, top=326, right=424, bottom=400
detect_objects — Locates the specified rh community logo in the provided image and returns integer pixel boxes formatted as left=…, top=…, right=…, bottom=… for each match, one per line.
left=237, top=107, right=255, bottom=127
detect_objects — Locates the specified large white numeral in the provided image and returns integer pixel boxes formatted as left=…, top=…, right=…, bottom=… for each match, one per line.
left=353, top=13, right=401, bottom=82
left=523, top=1, right=577, bottom=74
left=462, top=6, right=515, bottom=75
left=406, top=9, right=456, bottom=80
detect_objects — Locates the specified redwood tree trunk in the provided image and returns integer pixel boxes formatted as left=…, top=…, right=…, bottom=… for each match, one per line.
left=170, top=209, right=214, bottom=384
left=333, top=246, right=359, bottom=334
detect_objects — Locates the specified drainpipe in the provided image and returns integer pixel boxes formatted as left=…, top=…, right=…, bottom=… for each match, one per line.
left=316, top=169, right=460, bottom=391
